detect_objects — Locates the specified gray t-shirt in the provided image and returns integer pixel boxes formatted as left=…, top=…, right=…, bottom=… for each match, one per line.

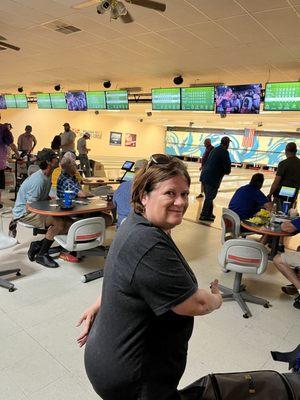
left=60, top=130, right=76, bottom=152
left=77, top=137, right=88, bottom=155
left=13, top=169, right=51, bottom=219
left=85, top=211, right=198, bottom=400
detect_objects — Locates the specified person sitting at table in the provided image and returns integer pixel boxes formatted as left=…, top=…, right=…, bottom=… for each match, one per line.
left=57, top=152, right=113, bottom=226
left=56, top=152, right=93, bottom=199
left=11, top=148, right=73, bottom=268
left=273, top=217, right=300, bottom=310
left=113, top=159, right=147, bottom=227
left=229, top=173, right=273, bottom=221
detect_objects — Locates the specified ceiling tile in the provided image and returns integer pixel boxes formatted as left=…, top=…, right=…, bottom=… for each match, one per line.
left=253, top=8, right=300, bottom=37
left=217, top=15, right=275, bottom=44
left=163, top=0, right=209, bottom=25
left=134, top=33, right=185, bottom=54
left=186, top=22, right=240, bottom=47
left=235, top=0, right=289, bottom=13
left=186, top=0, right=246, bottom=20
left=158, top=28, right=212, bottom=51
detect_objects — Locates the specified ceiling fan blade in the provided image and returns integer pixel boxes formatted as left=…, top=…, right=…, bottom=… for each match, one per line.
left=72, top=0, right=99, bottom=10
left=0, top=41, right=20, bottom=51
left=120, top=11, right=134, bottom=23
left=125, top=0, right=166, bottom=12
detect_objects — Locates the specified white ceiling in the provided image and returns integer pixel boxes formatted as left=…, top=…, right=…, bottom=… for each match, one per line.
left=0, top=0, right=300, bottom=131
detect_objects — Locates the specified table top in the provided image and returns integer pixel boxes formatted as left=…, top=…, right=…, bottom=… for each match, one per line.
left=83, top=178, right=120, bottom=187
left=241, top=220, right=293, bottom=237
left=28, top=198, right=114, bottom=217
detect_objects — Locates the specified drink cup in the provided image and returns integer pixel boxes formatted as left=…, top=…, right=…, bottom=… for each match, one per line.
left=282, top=201, right=291, bottom=215
left=64, top=190, right=74, bottom=207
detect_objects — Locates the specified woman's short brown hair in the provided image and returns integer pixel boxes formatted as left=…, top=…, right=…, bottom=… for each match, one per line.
left=132, top=156, right=190, bottom=214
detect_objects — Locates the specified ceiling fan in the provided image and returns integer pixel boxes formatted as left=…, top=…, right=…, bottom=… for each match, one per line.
left=72, top=0, right=166, bottom=23
left=0, top=36, right=20, bottom=51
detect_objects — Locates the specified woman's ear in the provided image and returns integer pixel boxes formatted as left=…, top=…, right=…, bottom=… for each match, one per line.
left=141, top=192, right=148, bottom=207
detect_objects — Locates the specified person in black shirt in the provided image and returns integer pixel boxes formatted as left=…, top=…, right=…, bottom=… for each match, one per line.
left=268, top=142, right=300, bottom=207
left=196, top=138, right=214, bottom=199
left=199, top=137, right=231, bottom=221
left=77, top=155, right=222, bottom=400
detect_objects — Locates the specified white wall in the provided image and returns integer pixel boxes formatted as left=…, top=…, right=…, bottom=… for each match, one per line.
left=1, top=105, right=165, bottom=159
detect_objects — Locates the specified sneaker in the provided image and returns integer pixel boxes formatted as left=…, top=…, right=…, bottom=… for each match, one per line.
left=281, top=284, right=298, bottom=296
left=293, top=295, right=300, bottom=309
left=28, top=241, right=43, bottom=261
left=196, top=194, right=204, bottom=199
left=59, top=252, right=80, bottom=263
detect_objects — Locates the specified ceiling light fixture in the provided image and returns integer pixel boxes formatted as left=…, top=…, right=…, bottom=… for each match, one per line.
left=173, top=75, right=183, bottom=85
left=17, top=87, right=23, bottom=93
left=103, top=80, right=111, bottom=88
left=54, top=84, right=61, bottom=91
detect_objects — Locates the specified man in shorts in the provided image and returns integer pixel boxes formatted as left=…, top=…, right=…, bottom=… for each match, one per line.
left=273, top=217, right=300, bottom=309
left=12, top=148, right=72, bottom=268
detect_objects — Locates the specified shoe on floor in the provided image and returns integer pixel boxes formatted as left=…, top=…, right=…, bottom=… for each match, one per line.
left=59, top=252, right=80, bottom=263
left=199, top=216, right=215, bottom=222
left=196, top=194, right=204, bottom=199
left=281, top=284, right=298, bottom=295
left=28, top=241, right=43, bottom=262
left=35, top=254, right=59, bottom=268
left=293, top=295, right=300, bottom=309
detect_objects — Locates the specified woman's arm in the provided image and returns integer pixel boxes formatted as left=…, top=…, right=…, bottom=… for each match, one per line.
left=172, top=279, right=222, bottom=317
left=77, top=295, right=101, bottom=347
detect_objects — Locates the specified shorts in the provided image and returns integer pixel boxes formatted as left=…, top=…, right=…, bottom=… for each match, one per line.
left=19, top=212, right=48, bottom=229
left=281, top=251, right=300, bottom=268
left=0, top=169, right=5, bottom=189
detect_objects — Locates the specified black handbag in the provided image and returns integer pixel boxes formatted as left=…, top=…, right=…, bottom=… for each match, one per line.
left=179, top=370, right=300, bottom=400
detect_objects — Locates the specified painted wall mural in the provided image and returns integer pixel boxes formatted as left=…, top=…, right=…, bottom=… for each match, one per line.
left=165, top=129, right=300, bottom=166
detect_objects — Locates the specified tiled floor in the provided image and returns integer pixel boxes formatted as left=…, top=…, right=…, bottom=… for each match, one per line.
left=0, top=176, right=299, bottom=399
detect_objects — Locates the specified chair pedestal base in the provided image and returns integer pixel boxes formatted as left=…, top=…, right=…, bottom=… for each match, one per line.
left=0, top=269, right=21, bottom=291
left=219, top=284, right=270, bottom=318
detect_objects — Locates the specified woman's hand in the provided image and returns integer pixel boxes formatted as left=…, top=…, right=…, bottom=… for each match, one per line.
left=76, top=301, right=100, bottom=347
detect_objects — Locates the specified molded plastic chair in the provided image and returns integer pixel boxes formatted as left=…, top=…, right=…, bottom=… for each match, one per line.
left=0, top=208, right=21, bottom=291
left=218, top=238, right=270, bottom=318
left=221, top=208, right=253, bottom=244
left=54, top=217, right=105, bottom=253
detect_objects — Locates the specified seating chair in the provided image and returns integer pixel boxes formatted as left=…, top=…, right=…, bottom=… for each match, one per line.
left=54, top=217, right=105, bottom=254
left=218, top=238, right=270, bottom=318
left=0, top=208, right=21, bottom=291
left=221, top=208, right=253, bottom=244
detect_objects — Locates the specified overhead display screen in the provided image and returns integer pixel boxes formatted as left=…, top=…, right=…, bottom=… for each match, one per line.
left=181, top=87, right=215, bottom=111
left=37, top=93, right=52, bottom=109
left=0, top=95, right=7, bottom=109
left=106, top=90, right=128, bottom=110
left=216, top=84, right=262, bottom=114
left=15, top=94, right=28, bottom=108
left=264, top=82, right=300, bottom=111
left=86, top=91, right=106, bottom=109
left=4, top=94, right=17, bottom=108
left=50, top=93, right=67, bottom=109
left=66, top=91, right=87, bottom=111
left=152, top=88, right=181, bottom=110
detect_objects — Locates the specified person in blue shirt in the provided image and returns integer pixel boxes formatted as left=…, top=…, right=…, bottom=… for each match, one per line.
left=113, top=159, right=147, bottom=227
left=273, top=217, right=300, bottom=310
left=229, top=173, right=273, bottom=220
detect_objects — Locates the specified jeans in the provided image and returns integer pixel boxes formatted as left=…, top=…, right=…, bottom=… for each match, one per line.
left=200, top=183, right=219, bottom=217
left=79, top=154, right=91, bottom=177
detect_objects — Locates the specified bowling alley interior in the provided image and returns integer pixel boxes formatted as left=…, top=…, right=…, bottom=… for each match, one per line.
left=0, top=1, right=299, bottom=399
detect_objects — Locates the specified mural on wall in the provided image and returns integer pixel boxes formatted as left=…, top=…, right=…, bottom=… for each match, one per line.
left=73, top=128, right=102, bottom=139
left=165, top=129, right=300, bottom=166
